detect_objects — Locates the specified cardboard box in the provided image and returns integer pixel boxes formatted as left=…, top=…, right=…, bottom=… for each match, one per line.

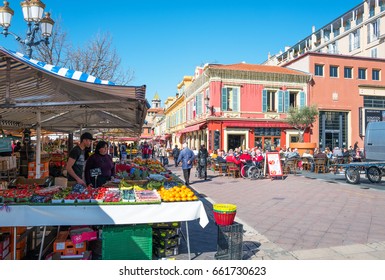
left=0, top=227, right=27, bottom=235
left=52, top=251, right=92, bottom=260
left=70, top=227, right=97, bottom=244
left=0, top=244, right=9, bottom=260
left=0, top=233, right=10, bottom=249
left=53, top=231, right=87, bottom=255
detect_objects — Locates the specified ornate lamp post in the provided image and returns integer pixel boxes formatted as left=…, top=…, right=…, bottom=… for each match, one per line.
left=0, top=0, right=54, bottom=57
left=204, top=95, right=215, bottom=115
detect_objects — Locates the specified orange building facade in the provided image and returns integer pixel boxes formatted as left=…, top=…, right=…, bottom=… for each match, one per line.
left=285, top=52, right=385, bottom=150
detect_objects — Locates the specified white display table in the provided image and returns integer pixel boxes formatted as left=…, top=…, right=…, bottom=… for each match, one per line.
left=0, top=201, right=209, bottom=260
left=0, top=201, right=209, bottom=227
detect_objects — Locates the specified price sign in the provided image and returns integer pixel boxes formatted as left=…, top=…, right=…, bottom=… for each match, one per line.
left=90, top=168, right=102, bottom=177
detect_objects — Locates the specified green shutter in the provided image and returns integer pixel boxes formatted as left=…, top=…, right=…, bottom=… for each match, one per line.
left=221, top=88, right=228, bottom=111
left=262, top=89, right=267, bottom=112
left=284, top=90, right=290, bottom=112
left=277, top=90, right=283, bottom=112
left=299, top=91, right=305, bottom=108
left=233, top=88, right=239, bottom=112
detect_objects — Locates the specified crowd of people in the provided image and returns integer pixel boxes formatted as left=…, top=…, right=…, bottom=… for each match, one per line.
left=66, top=131, right=366, bottom=189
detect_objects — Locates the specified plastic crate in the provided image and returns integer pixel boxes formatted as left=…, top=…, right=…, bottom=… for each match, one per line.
left=153, top=245, right=179, bottom=258
left=216, top=222, right=243, bottom=260
left=153, top=235, right=180, bottom=249
left=102, top=224, right=152, bottom=260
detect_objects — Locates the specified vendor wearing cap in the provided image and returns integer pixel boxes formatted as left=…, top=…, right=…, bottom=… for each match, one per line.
left=66, top=132, right=95, bottom=186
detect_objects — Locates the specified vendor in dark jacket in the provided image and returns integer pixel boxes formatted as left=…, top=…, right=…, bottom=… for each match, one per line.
left=85, top=140, right=115, bottom=188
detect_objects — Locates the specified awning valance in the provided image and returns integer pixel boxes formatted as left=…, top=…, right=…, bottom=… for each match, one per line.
left=0, top=46, right=148, bottom=135
left=223, top=121, right=290, bottom=128
left=181, top=123, right=206, bottom=134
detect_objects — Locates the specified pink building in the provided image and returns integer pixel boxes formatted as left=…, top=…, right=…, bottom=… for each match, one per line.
left=176, top=63, right=311, bottom=153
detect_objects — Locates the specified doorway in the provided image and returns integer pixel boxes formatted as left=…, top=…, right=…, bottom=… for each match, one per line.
left=228, top=134, right=243, bottom=151
left=324, top=130, right=340, bottom=150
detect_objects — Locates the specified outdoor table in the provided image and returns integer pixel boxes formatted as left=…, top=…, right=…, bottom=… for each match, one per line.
left=0, top=201, right=209, bottom=260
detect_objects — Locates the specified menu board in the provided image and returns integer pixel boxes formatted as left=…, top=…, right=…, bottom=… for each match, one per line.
left=266, top=152, right=283, bottom=178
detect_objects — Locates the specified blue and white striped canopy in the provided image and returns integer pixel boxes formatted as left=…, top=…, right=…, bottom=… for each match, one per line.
left=5, top=47, right=115, bottom=85
left=0, top=46, right=148, bottom=134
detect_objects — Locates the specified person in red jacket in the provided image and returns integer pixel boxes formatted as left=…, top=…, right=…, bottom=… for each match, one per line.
left=238, top=150, right=252, bottom=177
left=226, top=149, right=241, bottom=165
left=141, top=141, right=150, bottom=159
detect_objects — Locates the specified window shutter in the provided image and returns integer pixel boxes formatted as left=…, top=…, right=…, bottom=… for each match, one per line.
left=299, top=91, right=305, bottom=108
left=232, top=88, right=239, bottom=112
left=277, top=90, right=283, bottom=112
left=221, top=88, right=228, bottom=111
left=284, top=90, right=290, bottom=112
left=262, top=89, right=267, bottom=112
left=378, top=18, right=381, bottom=37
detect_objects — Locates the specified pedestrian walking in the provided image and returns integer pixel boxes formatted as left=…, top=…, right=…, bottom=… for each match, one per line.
left=172, top=145, right=180, bottom=167
left=197, top=144, right=208, bottom=180
left=158, top=144, right=167, bottom=165
left=177, top=143, right=195, bottom=186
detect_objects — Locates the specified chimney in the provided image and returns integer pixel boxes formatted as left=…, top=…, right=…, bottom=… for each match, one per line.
left=312, top=25, right=316, bottom=33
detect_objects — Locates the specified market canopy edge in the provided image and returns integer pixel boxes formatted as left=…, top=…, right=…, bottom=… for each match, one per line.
left=0, top=46, right=148, bottom=136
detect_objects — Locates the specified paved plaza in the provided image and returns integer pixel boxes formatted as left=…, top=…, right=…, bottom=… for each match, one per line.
left=169, top=165, right=385, bottom=260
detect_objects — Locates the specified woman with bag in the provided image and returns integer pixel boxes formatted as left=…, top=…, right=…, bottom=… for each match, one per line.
left=197, top=144, right=209, bottom=180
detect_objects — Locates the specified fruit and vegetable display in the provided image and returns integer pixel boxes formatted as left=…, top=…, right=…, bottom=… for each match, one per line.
left=0, top=158, right=200, bottom=204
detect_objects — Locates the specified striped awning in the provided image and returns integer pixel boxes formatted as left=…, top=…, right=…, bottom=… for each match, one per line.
left=7, top=48, right=115, bottom=85
left=0, top=46, right=148, bottom=136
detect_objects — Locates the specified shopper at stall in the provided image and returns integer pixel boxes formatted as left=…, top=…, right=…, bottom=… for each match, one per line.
left=85, top=140, right=115, bottom=188
left=177, top=143, right=195, bottom=186
left=13, top=141, right=21, bottom=153
left=197, top=144, right=209, bottom=180
left=66, top=132, right=95, bottom=186
left=141, top=141, right=151, bottom=159
left=158, top=144, right=167, bottom=165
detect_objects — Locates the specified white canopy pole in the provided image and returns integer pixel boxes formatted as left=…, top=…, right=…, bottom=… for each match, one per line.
left=36, top=111, right=42, bottom=179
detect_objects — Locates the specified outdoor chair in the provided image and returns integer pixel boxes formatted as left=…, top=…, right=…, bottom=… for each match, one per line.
left=314, top=158, right=327, bottom=173
left=226, top=162, right=240, bottom=178
left=283, top=159, right=298, bottom=175
left=218, top=162, right=227, bottom=176
left=301, top=157, right=311, bottom=171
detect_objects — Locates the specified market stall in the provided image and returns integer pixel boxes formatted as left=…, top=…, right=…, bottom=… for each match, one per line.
left=0, top=158, right=209, bottom=260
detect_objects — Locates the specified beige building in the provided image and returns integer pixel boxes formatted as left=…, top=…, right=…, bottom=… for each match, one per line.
left=264, top=0, right=385, bottom=66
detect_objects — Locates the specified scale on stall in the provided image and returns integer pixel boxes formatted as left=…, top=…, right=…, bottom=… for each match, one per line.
left=90, top=168, right=102, bottom=187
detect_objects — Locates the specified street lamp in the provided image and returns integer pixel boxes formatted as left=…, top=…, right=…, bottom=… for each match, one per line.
left=204, top=96, right=215, bottom=115
left=0, top=0, right=54, bottom=57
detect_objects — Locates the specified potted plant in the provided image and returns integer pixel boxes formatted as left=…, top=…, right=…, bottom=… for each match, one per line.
left=286, top=105, right=318, bottom=154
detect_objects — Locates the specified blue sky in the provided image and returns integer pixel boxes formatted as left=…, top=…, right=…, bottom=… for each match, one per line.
left=1, top=0, right=362, bottom=104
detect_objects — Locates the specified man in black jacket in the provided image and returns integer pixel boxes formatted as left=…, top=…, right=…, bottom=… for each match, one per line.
left=197, top=144, right=209, bottom=180
left=172, top=145, right=180, bottom=167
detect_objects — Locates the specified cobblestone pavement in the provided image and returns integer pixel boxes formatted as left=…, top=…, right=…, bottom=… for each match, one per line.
left=166, top=164, right=385, bottom=260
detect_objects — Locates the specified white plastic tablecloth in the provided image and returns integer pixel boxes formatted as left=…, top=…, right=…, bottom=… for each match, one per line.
left=0, top=201, right=209, bottom=228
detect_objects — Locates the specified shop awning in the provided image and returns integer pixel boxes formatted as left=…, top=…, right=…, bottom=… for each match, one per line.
left=160, top=134, right=171, bottom=140
left=0, top=46, right=148, bottom=136
left=223, top=121, right=291, bottom=128
left=180, top=123, right=206, bottom=134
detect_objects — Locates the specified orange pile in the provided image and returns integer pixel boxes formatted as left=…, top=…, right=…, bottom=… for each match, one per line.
left=157, top=185, right=198, bottom=202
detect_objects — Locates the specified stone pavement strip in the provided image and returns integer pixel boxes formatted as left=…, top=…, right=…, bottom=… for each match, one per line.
left=166, top=164, right=385, bottom=260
